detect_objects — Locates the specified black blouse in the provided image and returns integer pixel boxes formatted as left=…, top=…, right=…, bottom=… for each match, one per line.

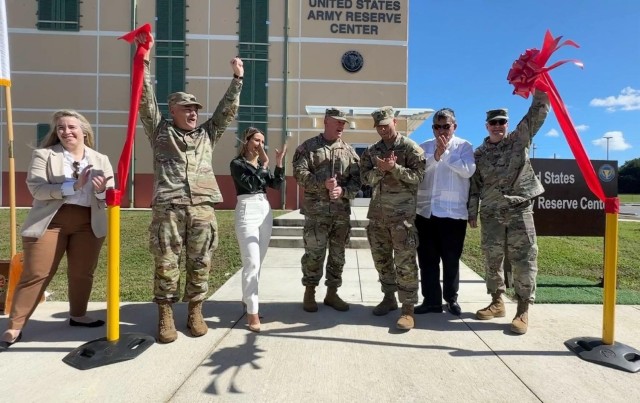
left=230, top=156, right=285, bottom=196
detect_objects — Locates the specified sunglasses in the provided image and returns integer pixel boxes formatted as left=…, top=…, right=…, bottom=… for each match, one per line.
left=432, top=123, right=452, bottom=130
left=72, top=161, right=80, bottom=180
left=488, top=119, right=508, bottom=126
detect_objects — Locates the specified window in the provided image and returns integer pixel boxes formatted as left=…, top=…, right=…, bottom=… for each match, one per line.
left=155, top=0, right=186, bottom=115
left=36, top=123, right=50, bottom=146
left=37, top=0, right=80, bottom=31
left=238, top=0, right=269, bottom=140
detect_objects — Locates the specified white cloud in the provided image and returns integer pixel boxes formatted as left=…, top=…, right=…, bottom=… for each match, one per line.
left=575, top=124, right=589, bottom=132
left=591, top=131, right=632, bottom=152
left=545, top=125, right=587, bottom=137
left=589, top=87, right=640, bottom=111
left=545, top=128, right=559, bottom=137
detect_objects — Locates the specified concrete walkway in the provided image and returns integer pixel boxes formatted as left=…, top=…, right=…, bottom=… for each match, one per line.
left=2, top=211, right=640, bottom=402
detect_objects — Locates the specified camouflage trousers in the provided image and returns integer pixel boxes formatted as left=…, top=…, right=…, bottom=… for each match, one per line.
left=301, top=214, right=351, bottom=288
left=480, top=205, right=538, bottom=302
left=366, top=218, right=419, bottom=305
left=149, top=203, right=218, bottom=303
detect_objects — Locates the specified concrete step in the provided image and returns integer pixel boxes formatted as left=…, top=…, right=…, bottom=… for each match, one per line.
left=269, top=236, right=370, bottom=249
left=271, top=226, right=368, bottom=238
left=274, top=217, right=369, bottom=228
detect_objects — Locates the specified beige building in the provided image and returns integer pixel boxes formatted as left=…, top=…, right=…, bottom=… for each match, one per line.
left=1, top=0, right=431, bottom=209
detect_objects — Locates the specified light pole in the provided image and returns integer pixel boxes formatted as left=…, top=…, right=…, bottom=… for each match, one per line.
left=604, top=136, right=612, bottom=160
left=531, top=143, right=537, bottom=159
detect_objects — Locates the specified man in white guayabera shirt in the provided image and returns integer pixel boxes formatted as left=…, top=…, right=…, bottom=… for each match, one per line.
left=414, top=108, right=476, bottom=317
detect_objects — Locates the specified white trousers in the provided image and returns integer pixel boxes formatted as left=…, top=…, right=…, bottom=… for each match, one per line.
left=234, top=193, right=273, bottom=314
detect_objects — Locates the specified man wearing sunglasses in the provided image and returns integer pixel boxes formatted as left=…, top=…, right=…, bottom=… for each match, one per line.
left=468, top=90, right=550, bottom=335
left=415, top=108, right=476, bottom=317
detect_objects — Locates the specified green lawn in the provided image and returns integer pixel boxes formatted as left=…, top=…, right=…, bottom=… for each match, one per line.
left=3, top=208, right=640, bottom=304
left=0, top=209, right=286, bottom=302
left=619, top=194, right=640, bottom=203
left=462, top=220, right=640, bottom=303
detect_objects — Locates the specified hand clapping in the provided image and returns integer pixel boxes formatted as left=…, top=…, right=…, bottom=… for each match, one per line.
left=375, top=151, right=397, bottom=171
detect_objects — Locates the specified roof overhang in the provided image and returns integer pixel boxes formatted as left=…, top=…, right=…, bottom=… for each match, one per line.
left=305, top=106, right=435, bottom=136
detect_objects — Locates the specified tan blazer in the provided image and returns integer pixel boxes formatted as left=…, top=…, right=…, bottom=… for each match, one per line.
left=21, top=144, right=115, bottom=239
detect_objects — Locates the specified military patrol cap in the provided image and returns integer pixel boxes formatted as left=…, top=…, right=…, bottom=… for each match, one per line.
left=486, top=108, right=509, bottom=122
left=168, top=92, right=203, bottom=109
left=371, top=106, right=395, bottom=127
left=325, top=107, right=349, bottom=122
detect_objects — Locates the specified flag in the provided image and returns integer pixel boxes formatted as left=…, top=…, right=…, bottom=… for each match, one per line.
left=0, top=0, right=10, bottom=87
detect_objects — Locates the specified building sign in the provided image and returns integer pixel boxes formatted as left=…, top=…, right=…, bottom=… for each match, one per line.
left=531, top=159, right=618, bottom=236
left=306, top=0, right=404, bottom=36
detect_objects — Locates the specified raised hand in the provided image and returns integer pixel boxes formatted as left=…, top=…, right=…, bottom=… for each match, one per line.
left=134, top=32, right=154, bottom=61
left=258, top=144, right=269, bottom=168
left=275, top=144, right=287, bottom=167
left=231, top=57, right=244, bottom=77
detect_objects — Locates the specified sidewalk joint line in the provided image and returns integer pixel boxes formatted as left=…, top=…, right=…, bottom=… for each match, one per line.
left=462, top=318, right=544, bottom=402
left=166, top=310, right=246, bottom=401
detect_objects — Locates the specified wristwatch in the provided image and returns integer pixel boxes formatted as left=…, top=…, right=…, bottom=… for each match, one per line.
left=233, top=74, right=243, bottom=80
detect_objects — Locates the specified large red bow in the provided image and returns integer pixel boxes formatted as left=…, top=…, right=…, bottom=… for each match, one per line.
left=105, top=23, right=152, bottom=207
left=507, top=30, right=617, bottom=213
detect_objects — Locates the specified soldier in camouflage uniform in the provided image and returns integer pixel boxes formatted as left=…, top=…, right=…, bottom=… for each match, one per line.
left=292, top=108, right=361, bottom=313
left=136, top=33, right=243, bottom=343
left=360, top=106, right=426, bottom=330
left=468, top=90, right=550, bottom=335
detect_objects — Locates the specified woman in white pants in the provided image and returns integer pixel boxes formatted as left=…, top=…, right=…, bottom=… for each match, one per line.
left=231, top=127, right=286, bottom=332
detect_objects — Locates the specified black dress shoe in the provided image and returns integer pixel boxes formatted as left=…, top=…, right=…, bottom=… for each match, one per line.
left=69, top=318, right=105, bottom=328
left=0, top=332, right=22, bottom=351
left=414, top=303, right=443, bottom=314
left=447, top=302, right=462, bottom=316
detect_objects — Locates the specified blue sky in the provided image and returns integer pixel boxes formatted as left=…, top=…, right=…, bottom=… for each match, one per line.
left=407, top=0, right=640, bottom=167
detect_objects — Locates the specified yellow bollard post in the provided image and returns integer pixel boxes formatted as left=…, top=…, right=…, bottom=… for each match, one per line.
left=107, top=204, right=121, bottom=342
left=601, top=211, right=618, bottom=345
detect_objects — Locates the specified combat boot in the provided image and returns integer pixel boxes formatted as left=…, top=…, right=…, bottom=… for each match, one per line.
left=187, top=300, right=208, bottom=337
left=396, top=304, right=415, bottom=330
left=157, top=301, right=178, bottom=343
left=324, top=286, right=350, bottom=311
left=510, top=297, right=530, bottom=335
left=476, top=292, right=506, bottom=320
left=303, top=286, right=318, bottom=312
left=372, top=292, right=398, bottom=316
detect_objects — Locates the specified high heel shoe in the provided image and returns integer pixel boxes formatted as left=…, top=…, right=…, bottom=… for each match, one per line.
left=0, top=331, right=22, bottom=351
left=247, top=313, right=261, bottom=333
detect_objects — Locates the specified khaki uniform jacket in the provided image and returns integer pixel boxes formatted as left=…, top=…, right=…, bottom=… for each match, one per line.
left=139, top=60, right=242, bottom=206
left=21, top=144, right=114, bottom=239
left=468, top=91, right=550, bottom=218
left=360, top=135, right=426, bottom=221
left=292, top=134, right=361, bottom=217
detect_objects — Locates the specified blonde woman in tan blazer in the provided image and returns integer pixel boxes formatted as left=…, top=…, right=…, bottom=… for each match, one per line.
left=0, top=110, right=114, bottom=350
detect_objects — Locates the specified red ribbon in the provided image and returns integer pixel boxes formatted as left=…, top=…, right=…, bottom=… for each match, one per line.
left=105, top=23, right=152, bottom=207
left=507, top=30, right=618, bottom=213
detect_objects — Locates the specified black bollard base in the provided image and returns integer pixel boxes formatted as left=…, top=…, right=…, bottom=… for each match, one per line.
left=565, top=336, right=640, bottom=373
left=63, top=333, right=155, bottom=370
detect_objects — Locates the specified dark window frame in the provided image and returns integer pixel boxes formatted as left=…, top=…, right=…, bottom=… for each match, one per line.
left=238, top=0, right=269, bottom=142
left=155, top=0, right=186, bottom=116
left=37, top=0, right=80, bottom=32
